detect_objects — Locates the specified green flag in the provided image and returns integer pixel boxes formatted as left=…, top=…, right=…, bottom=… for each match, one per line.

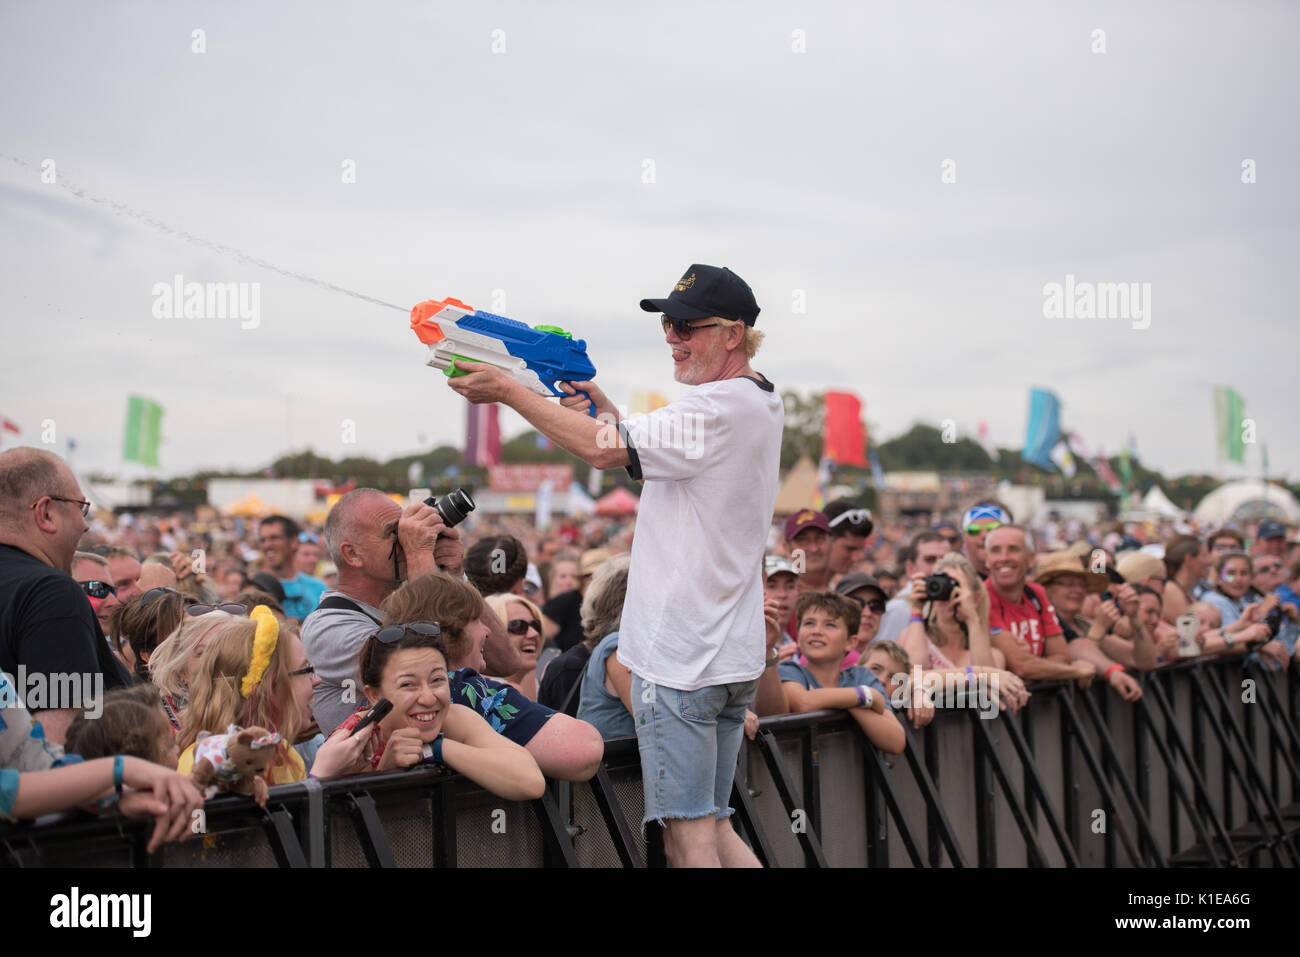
left=1214, top=387, right=1245, bottom=465
left=123, top=395, right=163, bottom=467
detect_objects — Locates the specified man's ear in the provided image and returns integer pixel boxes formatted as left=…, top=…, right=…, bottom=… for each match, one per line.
left=724, top=321, right=746, bottom=352
left=339, top=540, right=363, bottom=570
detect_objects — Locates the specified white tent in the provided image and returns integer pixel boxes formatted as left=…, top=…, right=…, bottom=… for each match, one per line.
left=1141, top=485, right=1185, bottom=519
left=1192, top=480, right=1300, bottom=527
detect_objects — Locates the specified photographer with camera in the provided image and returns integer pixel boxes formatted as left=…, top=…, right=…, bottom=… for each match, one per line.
left=899, top=553, right=1030, bottom=714
left=302, top=488, right=482, bottom=735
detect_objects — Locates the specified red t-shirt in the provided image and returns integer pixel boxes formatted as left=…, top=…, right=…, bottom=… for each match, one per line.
left=986, top=581, right=1062, bottom=658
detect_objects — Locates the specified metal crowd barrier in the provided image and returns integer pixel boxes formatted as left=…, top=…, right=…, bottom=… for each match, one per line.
left=2, top=658, right=1296, bottom=867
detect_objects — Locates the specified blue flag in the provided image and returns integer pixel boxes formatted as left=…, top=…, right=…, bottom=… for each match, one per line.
left=1023, top=388, right=1062, bottom=470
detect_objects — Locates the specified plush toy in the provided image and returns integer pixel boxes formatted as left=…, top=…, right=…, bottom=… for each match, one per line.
left=190, top=723, right=282, bottom=806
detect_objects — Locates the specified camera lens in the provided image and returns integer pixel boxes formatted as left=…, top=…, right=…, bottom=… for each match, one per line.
left=426, top=487, right=476, bottom=528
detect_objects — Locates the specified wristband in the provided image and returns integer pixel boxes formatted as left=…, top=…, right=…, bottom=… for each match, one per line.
left=433, top=733, right=444, bottom=764
left=113, top=755, right=125, bottom=798
left=855, top=685, right=874, bottom=709
left=1223, top=632, right=1235, bottom=648
left=421, top=734, right=446, bottom=765
left=965, top=665, right=975, bottom=687
left=908, top=614, right=924, bottom=624
left=1103, top=664, right=1125, bottom=680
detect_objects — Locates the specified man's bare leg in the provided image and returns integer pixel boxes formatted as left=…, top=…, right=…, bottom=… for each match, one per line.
left=662, top=816, right=722, bottom=867
left=716, top=817, right=761, bottom=867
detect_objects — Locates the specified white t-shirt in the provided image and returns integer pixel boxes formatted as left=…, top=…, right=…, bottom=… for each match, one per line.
left=614, top=374, right=784, bottom=691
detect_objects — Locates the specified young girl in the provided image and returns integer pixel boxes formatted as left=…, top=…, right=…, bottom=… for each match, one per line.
left=176, top=606, right=364, bottom=786
left=335, top=624, right=545, bottom=801
left=484, top=592, right=546, bottom=700
left=148, top=611, right=236, bottom=735
left=775, top=592, right=905, bottom=754
left=65, top=684, right=180, bottom=769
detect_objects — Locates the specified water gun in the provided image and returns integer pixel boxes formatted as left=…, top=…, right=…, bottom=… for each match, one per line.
left=411, top=298, right=597, bottom=416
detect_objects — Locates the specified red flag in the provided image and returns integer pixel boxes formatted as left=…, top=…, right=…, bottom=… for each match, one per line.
left=466, top=403, right=501, bottom=467
left=1, top=416, right=19, bottom=435
left=822, top=392, right=867, bottom=467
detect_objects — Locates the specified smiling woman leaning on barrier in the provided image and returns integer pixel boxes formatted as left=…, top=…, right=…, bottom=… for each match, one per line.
left=332, top=621, right=545, bottom=801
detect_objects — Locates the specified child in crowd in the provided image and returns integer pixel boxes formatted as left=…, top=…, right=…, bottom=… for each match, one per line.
left=334, top=625, right=545, bottom=801
left=776, top=592, right=905, bottom=753
left=65, top=684, right=179, bottom=769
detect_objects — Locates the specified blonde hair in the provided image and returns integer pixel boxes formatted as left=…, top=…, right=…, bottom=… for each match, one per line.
left=581, top=553, right=631, bottom=649
left=924, top=552, right=990, bottom=649
left=177, top=615, right=303, bottom=774
left=484, top=592, right=543, bottom=634
left=715, top=317, right=764, bottom=359
left=866, top=639, right=910, bottom=675
left=149, top=612, right=235, bottom=700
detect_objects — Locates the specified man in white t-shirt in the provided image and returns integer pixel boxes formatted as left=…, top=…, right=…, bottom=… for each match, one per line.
left=447, top=263, right=783, bottom=867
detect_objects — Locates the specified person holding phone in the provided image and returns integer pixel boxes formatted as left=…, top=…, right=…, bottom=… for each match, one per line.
left=333, top=622, right=544, bottom=801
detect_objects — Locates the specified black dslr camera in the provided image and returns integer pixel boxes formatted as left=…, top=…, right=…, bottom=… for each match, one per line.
left=922, top=572, right=957, bottom=602
left=424, top=488, right=476, bottom=528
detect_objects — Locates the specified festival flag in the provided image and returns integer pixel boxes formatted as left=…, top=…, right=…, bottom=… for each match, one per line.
left=976, top=419, right=1000, bottom=462
left=122, top=395, right=164, bottom=467
left=1093, top=454, right=1122, bottom=491
left=814, top=456, right=832, bottom=509
left=1214, top=386, right=1246, bottom=465
left=1022, top=388, right=1061, bottom=470
left=1049, top=440, right=1077, bottom=478
left=822, top=391, right=867, bottom=467
left=465, top=403, right=501, bottom=467
left=868, top=448, right=886, bottom=489
left=1118, top=441, right=1133, bottom=487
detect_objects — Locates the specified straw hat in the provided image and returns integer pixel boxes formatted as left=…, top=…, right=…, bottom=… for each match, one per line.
left=1033, top=551, right=1109, bottom=594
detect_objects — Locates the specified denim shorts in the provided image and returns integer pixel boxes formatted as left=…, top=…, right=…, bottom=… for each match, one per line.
left=630, top=674, right=760, bottom=824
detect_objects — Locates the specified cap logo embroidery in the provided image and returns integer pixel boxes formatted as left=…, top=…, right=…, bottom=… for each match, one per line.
left=795, top=510, right=814, bottom=523
left=675, top=272, right=696, bottom=292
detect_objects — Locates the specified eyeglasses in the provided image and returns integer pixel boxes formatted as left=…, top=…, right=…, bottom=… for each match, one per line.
left=863, top=599, right=886, bottom=614
left=1255, top=564, right=1282, bottom=574
left=186, top=602, right=250, bottom=617
left=80, top=580, right=117, bottom=600
left=289, top=664, right=316, bottom=678
left=660, top=316, right=720, bottom=340
left=939, top=535, right=960, bottom=546
left=31, top=495, right=91, bottom=517
left=829, top=508, right=872, bottom=529
left=965, top=522, right=1002, bottom=536
left=140, top=586, right=181, bottom=609
left=374, top=621, right=442, bottom=644
left=507, top=617, right=542, bottom=636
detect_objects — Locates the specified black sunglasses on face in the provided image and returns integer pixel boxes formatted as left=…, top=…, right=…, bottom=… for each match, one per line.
left=864, top=599, right=886, bottom=614
left=80, top=580, right=117, bottom=600
left=507, top=618, right=542, bottom=636
left=660, top=316, right=720, bottom=340
left=374, top=621, right=442, bottom=644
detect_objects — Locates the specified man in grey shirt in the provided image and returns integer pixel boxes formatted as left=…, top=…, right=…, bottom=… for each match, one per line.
left=302, top=489, right=465, bottom=734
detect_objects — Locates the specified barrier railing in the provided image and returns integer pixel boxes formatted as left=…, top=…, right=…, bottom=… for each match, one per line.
left=2, top=658, right=1296, bottom=867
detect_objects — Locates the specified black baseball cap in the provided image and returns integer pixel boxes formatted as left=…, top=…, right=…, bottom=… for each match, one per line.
left=1257, top=520, right=1287, bottom=540
left=639, top=264, right=761, bottom=326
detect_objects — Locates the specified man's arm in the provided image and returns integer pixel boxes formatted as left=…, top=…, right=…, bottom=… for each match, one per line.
left=449, top=367, right=630, bottom=471
left=993, top=632, right=1091, bottom=680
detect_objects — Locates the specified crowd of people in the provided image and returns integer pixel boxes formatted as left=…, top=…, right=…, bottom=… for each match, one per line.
left=2, top=443, right=1294, bottom=860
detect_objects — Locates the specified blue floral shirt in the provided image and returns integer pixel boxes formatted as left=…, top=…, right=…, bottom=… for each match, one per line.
left=450, top=669, right=555, bottom=746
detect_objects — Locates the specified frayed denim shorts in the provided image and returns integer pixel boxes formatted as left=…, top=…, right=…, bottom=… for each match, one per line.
left=630, top=674, right=759, bottom=824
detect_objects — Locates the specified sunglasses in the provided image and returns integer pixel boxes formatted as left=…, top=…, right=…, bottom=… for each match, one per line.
left=965, top=522, right=1002, bottom=536
left=140, top=586, right=181, bottom=608
left=939, top=535, right=960, bottom=545
left=863, top=599, right=886, bottom=614
left=80, top=580, right=117, bottom=600
left=507, top=617, right=542, bottom=636
left=186, top=602, right=250, bottom=617
left=374, top=621, right=442, bottom=644
left=829, top=508, right=872, bottom=529
left=660, top=316, right=719, bottom=340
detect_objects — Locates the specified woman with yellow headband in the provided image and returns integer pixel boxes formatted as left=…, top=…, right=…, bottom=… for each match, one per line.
left=175, top=606, right=373, bottom=785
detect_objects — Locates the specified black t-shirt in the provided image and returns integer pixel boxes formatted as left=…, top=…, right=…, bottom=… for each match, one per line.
left=542, top=589, right=585, bottom=653
left=537, top=642, right=591, bottom=716
left=0, top=544, right=130, bottom=711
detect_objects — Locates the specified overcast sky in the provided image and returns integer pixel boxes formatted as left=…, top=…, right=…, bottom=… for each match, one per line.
left=1, top=1, right=1296, bottom=483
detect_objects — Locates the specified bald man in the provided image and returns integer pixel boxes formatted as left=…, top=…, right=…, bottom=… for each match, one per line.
left=0, top=448, right=129, bottom=745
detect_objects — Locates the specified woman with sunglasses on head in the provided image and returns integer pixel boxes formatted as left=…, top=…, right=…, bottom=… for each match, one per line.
left=483, top=593, right=545, bottom=700
left=332, top=623, right=544, bottom=800
left=175, top=607, right=372, bottom=788
left=109, top=586, right=195, bottom=683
